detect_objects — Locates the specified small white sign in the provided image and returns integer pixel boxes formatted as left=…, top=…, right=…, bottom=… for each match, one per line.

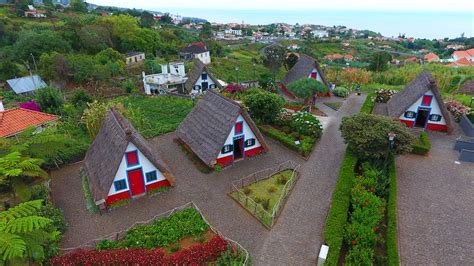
left=294, top=140, right=300, bottom=145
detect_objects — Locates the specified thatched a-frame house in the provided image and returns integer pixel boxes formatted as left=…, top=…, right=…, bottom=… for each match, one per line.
left=183, top=59, right=222, bottom=94
left=373, top=71, right=454, bottom=133
left=177, top=90, right=268, bottom=167
left=83, top=108, right=175, bottom=207
left=280, top=54, right=329, bottom=99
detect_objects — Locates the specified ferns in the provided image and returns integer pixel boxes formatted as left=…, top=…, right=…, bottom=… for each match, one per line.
left=5, top=217, right=51, bottom=234
left=0, top=200, right=43, bottom=220
left=0, top=233, right=26, bottom=261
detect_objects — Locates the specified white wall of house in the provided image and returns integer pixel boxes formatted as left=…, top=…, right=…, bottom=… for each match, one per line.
left=194, top=52, right=211, bottom=64
left=217, top=115, right=262, bottom=159
left=398, top=90, right=447, bottom=125
left=107, top=142, right=166, bottom=196
left=126, top=53, right=146, bottom=65
left=307, top=68, right=324, bottom=83
left=191, top=71, right=218, bottom=93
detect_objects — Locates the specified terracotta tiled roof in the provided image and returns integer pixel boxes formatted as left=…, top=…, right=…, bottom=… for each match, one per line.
left=467, top=48, right=474, bottom=56
left=424, top=53, right=439, bottom=62
left=453, top=51, right=470, bottom=59
left=0, top=108, right=59, bottom=137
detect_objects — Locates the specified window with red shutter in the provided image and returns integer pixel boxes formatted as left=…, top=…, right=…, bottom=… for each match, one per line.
left=235, top=122, right=243, bottom=135
left=311, top=72, right=317, bottom=79
left=126, top=151, right=139, bottom=166
left=421, top=95, right=433, bottom=106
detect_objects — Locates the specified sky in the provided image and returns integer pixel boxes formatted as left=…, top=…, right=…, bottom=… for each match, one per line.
left=90, top=0, right=474, bottom=13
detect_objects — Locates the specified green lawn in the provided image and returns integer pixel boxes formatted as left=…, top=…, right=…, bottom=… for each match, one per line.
left=230, top=169, right=296, bottom=227
left=113, top=95, right=194, bottom=138
left=324, top=102, right=343, bottom=111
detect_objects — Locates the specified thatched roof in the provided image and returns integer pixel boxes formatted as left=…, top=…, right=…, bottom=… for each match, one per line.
left=375, top=70, right=454, bottom=132
left=83, top=108, right=175, bottom=203
left=176, top=90, right=268, bottom=166
left=459, top=79, right=474, bottom=95
left=281, top=54, right=328, bottom=87
left=184, top=59, right=222, bottom=93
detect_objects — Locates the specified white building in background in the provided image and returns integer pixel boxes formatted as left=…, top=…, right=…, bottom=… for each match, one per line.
left=142, top=62, right=187, bottom=95
left=225, top=29, right=243, bottom=36
left=312, top=30, right=328, bottom=38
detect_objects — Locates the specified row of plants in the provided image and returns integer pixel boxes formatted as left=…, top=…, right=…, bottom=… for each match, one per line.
left=95, top=208, right=209, bottom=249
left=411, top=132, right=432, bottom=155
left=50, top=235, right=245, bottom=265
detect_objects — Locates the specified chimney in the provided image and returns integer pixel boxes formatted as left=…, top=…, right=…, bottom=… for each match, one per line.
left=161, top=64, right=168, bottom=74
left=0, top=96, right=4, bottom=112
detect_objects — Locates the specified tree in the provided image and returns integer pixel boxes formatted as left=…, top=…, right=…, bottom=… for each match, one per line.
left=287, top=78, right=327, bottom=99
left=70, top=89, right=93, bottom=109
left=35, top=86, right=63, bottom=115
left=243, top=90, right=284, bottom=123
left=285, top=53, right=299, bottom=70
left=81, top=101, right=114, bottom=138
left=199, top=22, right=213, bottom=39
left=206, top=41, right=224, bottom=57
left=0, top=200, right=54, bottom=263
left=14, top=31, right=71, bottom=61
left=160, top=13, right=173, bottom=24
left=69, top=0, right=88, bottom=13
left=140, top=11, right=154, bottom=28
left=368, top=52, right=392, bottom=72
left=0, top=61, right=20, bottom=81
left=340, top=113, right=415, bottom=159
left=263, top=45, right=285, bottom=81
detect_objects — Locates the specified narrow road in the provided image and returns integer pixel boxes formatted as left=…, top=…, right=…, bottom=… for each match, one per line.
left=52, top=95, right=365, bottom=265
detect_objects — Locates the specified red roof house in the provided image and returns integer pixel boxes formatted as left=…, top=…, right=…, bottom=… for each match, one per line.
left=0, top=99, right=59, bottom=138
left=423, top=53, right=440, bottom=63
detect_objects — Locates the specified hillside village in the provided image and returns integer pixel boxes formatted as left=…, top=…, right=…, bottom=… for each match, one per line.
left=0, top=1, right=473, bottom=265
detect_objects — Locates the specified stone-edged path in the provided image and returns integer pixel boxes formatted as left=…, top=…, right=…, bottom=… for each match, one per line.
left=51, top=94, right=366, bottom=265
left=397, top=129, right=474, bottom=265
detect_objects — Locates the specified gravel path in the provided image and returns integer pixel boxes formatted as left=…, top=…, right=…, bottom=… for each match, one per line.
left=51, top=94, right=365, bottom=265
left=397, top=129, right=474, bottom=265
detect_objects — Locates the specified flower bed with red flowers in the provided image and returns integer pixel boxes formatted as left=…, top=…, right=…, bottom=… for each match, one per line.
left=50, top=235, right=230, bottom=265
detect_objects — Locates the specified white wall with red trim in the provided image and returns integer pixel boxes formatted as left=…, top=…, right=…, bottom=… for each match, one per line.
left=308, top=68, right=324, bottom=83
left=398, top=89, right=447, bottom=126
left=217, top=115, right=261, bottom=159
left=107, top=142, right=166, bottom=196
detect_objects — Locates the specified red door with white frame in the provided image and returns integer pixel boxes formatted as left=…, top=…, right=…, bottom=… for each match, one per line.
left=127, top=168, right=145, bottom=196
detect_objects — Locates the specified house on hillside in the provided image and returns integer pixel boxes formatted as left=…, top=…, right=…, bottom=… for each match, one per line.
left=373, top=71, right=453, bottom=133
left=280, top=54, right=329, bottom=99
left=423, top=53, right=440, bottom=63
left=447, top=57, right=474, bottom=68
left=125, top=52, right=145, bottom=65
left=459, top=79, right=474, bottom=95
left=404, top=57, right=419, bottom=63
left=183, top=59, right=222, bottom=94
left=142, top=62, right=187, bottom=95
left=0, top=97, right=59, bottom=138
left=83, top=108, right=175, bottom=208
left=177, top=91, right=268, bottom=168
left=179, top=42, right=211, bottom=64
left=6, top=75, right=47, bottom=95
left=452, top=49, right=474, bottom=62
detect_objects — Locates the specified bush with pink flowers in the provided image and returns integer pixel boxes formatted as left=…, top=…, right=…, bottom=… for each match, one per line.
left=19, top=100, right=41, bottom=111
left=225, top=84, right=245, bottom=93
left=445, top=100, right=471, bottom=122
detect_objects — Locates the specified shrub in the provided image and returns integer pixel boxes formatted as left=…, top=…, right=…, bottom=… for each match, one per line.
left=267, top=186, right=276, bottom=193
left=214, top=164, right=222, bottom=172
left=360, top=93, right=376, bottom=114
left=340, top=113, right=415, bottom=159
left=70, top=89, right=93, bottom=108
left=258, top=125, right=299, bottom=152
left=243, top=187, right=252, bottom=195
left=286, top=78, right=327, bottom=99
left=35, top=86, right=64, bottom=114
left=323, top=150, right=357, bottom=265
left=261, top=198, right=270, bottom=210
left=386, top=157, right=400, bottom=265
left=169, top=243, right=181, bottom=252
left=445, top=100, right=471, bottom=122
left=278, top=174, right=288, bottom=185
left=225, top=84, right=245, bottom=93
left=290, top=112, right=323, bottom=138
left=333, top=87, right=349, bottom=97
left=254, top=196, right=262, bottom=203
left=345, top=245, right=375, bottom=265
left=243, top=91, right=284, bottom=123
left=374, top=89, right=397, bottom=103
left=19, top=100, right=41, bottom=111
left=411, top=132, right=431, bottom=155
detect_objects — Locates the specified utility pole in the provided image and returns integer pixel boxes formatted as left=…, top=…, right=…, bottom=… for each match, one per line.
left=30, top=53, right=38, bottom=73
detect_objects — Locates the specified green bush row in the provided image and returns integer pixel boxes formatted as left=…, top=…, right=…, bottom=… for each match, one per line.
left=360, top=93, right=376, bottom=114
left=258, top=125, right=316, bottom=157
left=96, top=208, right=209, bottom=250
left=323, top=150, right=358, bottom=265
left=386, top=157, right=400, bottom=266
left=411, top=132, right=431, bottom=155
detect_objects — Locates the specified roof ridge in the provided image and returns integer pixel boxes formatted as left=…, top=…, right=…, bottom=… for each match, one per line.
left=17, top=108, right=60, bottom=118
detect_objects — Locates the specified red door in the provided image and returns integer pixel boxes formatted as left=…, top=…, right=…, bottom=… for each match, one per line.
left=127, top=168, right=145, bottom=196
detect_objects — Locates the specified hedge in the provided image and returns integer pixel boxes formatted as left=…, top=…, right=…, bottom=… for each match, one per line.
left=360, top=93, right=375, bottom=114
left=323, top=150, right=358, bottom=265
left=411, top=132, right=431, bottom=155
left=386, top=157, right=400, bottom=265
left=258, top=125, right=299, bottom=152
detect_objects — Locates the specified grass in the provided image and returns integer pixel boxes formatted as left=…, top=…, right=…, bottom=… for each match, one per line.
left=230, top=169, right=296, bottom=228
left=443, top=93, right=473, bottom=106
left=322, top=150, right=357, bottom=266
left=258, top=125, right=318, bottom=158
left=81, top=170, right=99, bottom=214
left=324, top=102, right=343, bottom=111
left=113, top=95, right=194, bottom=138
left=360, top=92, right=376, bottom=114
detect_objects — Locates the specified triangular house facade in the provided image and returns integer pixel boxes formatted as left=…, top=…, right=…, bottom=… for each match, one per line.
left=183, top=59, right=222, bottom=94
left=83, top=108, right=175, bottom=207
left=177, top=90, right=268, bottom=167
left=374, top=71, right=453, bottom=133
left=280, top=54, right=329, bottom=99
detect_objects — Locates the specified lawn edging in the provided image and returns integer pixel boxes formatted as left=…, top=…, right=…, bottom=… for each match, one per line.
left=322, top=150, right=357, bottom=265
left=360, top=93, right=375, bottom=114
left=386, top=156, right=400, bottom=266
left=80, top=168, right=99, bottom=214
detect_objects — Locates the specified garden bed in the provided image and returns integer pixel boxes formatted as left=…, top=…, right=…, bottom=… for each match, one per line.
left=53, top=203, right=249, bottom=265
left=229, top=161, right=299, bottom=228
left=324, top=102, right=343, bottom=111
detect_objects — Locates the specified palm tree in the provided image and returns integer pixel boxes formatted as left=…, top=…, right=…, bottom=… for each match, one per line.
left=0, top=200, right=53, bottom=263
